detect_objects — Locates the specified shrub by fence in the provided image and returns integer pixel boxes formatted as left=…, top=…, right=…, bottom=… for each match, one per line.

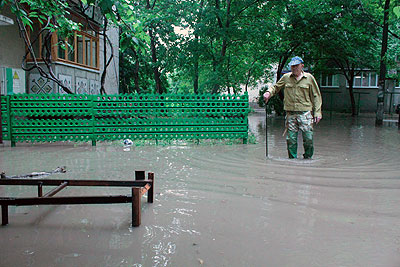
left=0, top=93, right=249, bottom=146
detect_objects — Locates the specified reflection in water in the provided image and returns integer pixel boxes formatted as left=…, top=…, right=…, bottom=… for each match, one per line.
left=0, top=111, right=399, bottom=266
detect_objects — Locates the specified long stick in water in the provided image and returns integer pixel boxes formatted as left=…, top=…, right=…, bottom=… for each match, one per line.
left=265, top=108, right=268, bottom=158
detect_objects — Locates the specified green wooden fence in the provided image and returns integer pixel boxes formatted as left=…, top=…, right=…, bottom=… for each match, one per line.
left=0, top=93, right=249, bottom=146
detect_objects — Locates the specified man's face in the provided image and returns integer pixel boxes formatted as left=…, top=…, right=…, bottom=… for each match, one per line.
left=291, top=63, right=304, bottom=76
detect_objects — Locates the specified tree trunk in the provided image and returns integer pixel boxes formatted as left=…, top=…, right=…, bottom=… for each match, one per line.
left=348, top=85, right=357, bottom=116
left=193, top=35, right=200, bottom=94
left=212, top=58, right=219, bottom=93
left=276, top=55, right=290, bottom=82
left=376, top=0, right=390, bottom=125
left=245, top=69, right=251, bottom=92
left=146, top=0, right=163, bottom=94
left=193, top=58, right=199, bottom=94
left=100, top=18, right=108, bottom=95
left=131, top=48, right=141, bottom=93
left=134, top=59, right=140, bottom=93
left=276, top=63, right=284, bottom=83
left=192, top=0, right=204, bottom=94
left=119, top=48, right=127, bottom=93
left=346, top=70, right=357, bottom=116
left=212, top=0, right=230, bottom=94
left=276, top=56, right=290, bottom=102
left=226, top=54, right=231, bottom=94
left=149, top=29, right=164, bottom=94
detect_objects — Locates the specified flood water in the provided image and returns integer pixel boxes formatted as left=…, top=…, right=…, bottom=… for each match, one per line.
left=1, top=112, right=399, bottom=267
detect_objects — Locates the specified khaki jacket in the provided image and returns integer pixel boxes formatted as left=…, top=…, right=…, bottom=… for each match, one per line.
left=267, top=72, right=322, bottom=118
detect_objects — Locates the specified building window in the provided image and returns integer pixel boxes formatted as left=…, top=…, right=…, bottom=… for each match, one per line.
left=319, top=74, right=339, bottom=87
left=27, top=24, right=99, bottom=70
left=56, top=30, right=99, bottom=69
left=350, top=71, right=378, bottom=88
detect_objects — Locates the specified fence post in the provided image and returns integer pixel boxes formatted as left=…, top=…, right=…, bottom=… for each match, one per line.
left=91, top=95, right=96, bottom=146
left=0, top=95, right=3, bottom=144
left=7, top=96, right=14, bottom=147
left=0, top=94, right=7, bottom=144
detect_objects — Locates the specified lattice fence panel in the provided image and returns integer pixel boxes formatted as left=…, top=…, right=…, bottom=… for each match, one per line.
left=1, top=96, right=10, bottom=140
left=1, top=93, right=249, bottom=146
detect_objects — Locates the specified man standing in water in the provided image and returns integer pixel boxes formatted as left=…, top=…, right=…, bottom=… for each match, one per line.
left=263, top=56, right=322, bottom=159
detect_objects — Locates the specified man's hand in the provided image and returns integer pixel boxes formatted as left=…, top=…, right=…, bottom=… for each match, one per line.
left=263, top=92, right=271, bottom=103
left=314, top=116, right=322, bottom=124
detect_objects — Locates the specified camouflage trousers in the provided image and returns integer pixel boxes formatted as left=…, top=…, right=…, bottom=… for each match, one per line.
left=285, top=111, right=314, bottom=159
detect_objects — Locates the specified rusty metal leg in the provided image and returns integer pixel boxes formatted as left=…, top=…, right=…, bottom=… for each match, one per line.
left=148, top=172, right=154, bottom=203
left=132, top=187, right=141, bottom=227
left=1, top=205, right=8, bottom=225
left=38, top=182, right=43, bottom=197
left=135, top=171, right=145, bottom=181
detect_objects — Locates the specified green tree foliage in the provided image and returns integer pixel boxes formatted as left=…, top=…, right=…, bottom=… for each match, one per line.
left=117, top=0, right=393, bottom=98
left=117, top=0, right=186, bottom=94
left=306, top=0, right=379, bottom=116
left=362, top=0, right=400, bottom=78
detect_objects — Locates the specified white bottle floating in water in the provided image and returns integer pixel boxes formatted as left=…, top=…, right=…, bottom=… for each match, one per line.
left=123, top=139, right=133, bottom=146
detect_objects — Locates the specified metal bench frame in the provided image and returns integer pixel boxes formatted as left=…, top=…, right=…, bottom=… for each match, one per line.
left=0, top=171, right=154, bottom=227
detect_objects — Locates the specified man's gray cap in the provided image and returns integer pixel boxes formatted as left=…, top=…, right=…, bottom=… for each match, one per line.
left=288, top=56, right=304, bottom=66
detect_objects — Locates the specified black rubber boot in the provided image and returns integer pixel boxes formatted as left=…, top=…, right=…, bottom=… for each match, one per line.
left=286, top=130, right=298, bottom=159
left=302, top=131, right=314, bottom=159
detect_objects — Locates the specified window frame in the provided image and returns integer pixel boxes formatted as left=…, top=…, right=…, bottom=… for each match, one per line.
left=26, top=21, right=100, bottom=71
left=319, top=74, right=339, bottom=88
left=55, top=30, right=100, bottom=70
left=347, top=71, right=378, bottom=88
